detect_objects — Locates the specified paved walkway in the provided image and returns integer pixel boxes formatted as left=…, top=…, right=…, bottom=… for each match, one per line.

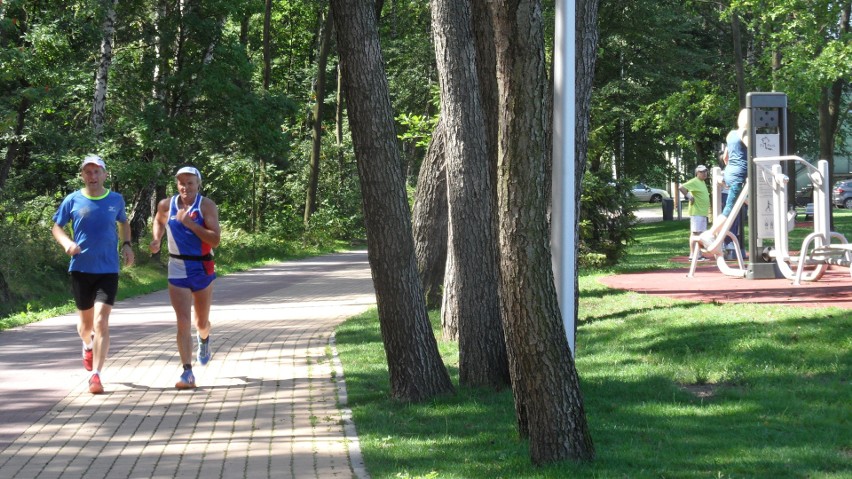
left=0, top=251, right=375, bottom=479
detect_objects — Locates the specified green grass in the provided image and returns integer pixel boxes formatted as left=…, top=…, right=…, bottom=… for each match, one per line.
left=335, top=212, right=852, bottom=478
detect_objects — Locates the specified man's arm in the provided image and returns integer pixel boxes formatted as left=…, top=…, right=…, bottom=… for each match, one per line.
left=52, top=223, right=81, bottom=256
left=149, top=199, right=169, bottom=254
left=119, top=220, right=135, bottom=267
left=679, top=180, right=694, bottom=203
left=189, top=198, right=221, bottom=248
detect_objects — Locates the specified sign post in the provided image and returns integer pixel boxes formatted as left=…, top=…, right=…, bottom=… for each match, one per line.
left=746, top=92, right=788, bottom=280
left=552, top=0, right=576, bottom=355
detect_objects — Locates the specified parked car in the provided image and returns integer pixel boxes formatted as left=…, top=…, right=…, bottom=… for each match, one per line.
left=630, top=183, right=670, bottom=203
left=833, top=180, right=852, bottom=209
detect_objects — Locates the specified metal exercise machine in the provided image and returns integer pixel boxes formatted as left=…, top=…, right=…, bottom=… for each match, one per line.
left=688, top=92, right=852, bottom=283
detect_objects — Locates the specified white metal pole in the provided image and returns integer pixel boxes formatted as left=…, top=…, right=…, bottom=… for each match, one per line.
left=552, top=0, right=576, bottom=356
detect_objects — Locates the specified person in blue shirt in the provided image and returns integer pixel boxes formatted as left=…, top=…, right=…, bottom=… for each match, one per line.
left=700, top=108, right=749, bottom=254
left=51, top=154, right=134, bottom=394
left=149, top=166, right=221, bottom=390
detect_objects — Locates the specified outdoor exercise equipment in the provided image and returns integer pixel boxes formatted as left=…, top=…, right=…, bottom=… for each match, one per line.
left=687, top=172, right=748, bottom=278
left=688, top=92, right=852, bottom=283
left=755, top=157, right=851, bottom=285
left=689, top=158, right=852, bottom=283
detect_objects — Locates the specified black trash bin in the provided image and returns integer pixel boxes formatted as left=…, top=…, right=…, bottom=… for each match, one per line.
left=661, top=198, right=674, bottom=221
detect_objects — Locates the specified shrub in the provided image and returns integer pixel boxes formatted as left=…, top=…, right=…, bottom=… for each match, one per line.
left=0, top=196, right=71, bottom=315
left=579, top=172, right=637, bottom=266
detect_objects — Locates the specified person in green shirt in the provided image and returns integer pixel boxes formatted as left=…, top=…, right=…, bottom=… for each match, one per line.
left=679, top=165, right=711, bottom=261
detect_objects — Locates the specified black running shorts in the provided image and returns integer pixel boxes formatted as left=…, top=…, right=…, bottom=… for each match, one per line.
left=70, top=272, right=119, bottom=310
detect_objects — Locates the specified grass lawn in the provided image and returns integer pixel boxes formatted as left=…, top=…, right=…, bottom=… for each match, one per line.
left=335, top=212, right=852, bottom=478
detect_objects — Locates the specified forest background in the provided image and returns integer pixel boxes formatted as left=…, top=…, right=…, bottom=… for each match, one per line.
left=1, top=0, right=850, bottom=468
left=1, top=1, right=850, bottom=345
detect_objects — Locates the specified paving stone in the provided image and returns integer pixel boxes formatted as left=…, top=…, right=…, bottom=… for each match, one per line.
left=0, top=252, right=374, bottom=479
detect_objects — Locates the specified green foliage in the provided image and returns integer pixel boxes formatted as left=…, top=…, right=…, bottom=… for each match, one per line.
left=729, top=0, right=852, bottom=105
left=382, top=1, right=439, bottom=183
left=579, top=172, right=636, bottom=267
left=635, top=80, right=734, bottom=166
left=0, top=195, right=76, bottom=315
left=396, top=113, right=438, bottom=150
left=381, top=0, right=435, bottom=117
left=591, top=0, right=731, bottom=184
left=306, top=198, right=365, bottom=244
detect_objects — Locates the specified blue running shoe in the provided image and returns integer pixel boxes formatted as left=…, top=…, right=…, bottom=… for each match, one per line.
left=176, top=369, right=196, bottom=389
left=197, top=334, right=211, bottom=366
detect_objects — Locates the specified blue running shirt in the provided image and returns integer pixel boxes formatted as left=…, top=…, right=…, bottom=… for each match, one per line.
left=53, top=189, right=128, bottom=274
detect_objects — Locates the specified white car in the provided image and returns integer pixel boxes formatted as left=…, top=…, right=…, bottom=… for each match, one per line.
left=631, top=183, right=670, bottom=203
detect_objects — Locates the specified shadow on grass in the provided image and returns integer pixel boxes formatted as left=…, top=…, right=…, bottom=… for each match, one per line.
left=337, top=306, right=850, bottom=478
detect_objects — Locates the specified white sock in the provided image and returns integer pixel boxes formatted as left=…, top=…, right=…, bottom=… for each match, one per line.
left=84, top=341, right=93, bottom=350
left=92, top=370, right=100, bottom=376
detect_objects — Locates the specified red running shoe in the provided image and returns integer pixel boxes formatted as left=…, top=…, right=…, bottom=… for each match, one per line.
left=82, top=346, right=93, bottom=371
left=88, top=374, right=104, bottom=394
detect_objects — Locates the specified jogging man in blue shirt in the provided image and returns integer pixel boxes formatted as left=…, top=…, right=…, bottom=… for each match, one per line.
left=52, top=154, right=134, bottom=394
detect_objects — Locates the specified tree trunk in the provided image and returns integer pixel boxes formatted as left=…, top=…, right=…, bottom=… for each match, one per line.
left=0, top=97, right=29, bottom=191
left=731, top=12, right=746, bottom=108
left=331, top=0, right=454, bottom=402
left=575, top=0, right=600, bottom=321
left=491, top=0, right=594, bottom=464
left=91, top=0, right=118, bottom=142
left=822, top=2, right=850, bottom=188
left=129, top=172, right=156, bottom=244
left=127, top=0, right=173, bottom=243
left=472, top=0, right=499, bottom=203
left=822, top=3, right=849, bottom=168
left=431, top=0, right=508, bottom=389
left=0, top=270, right=11, bottom=306
left=336, top=61, right=346, bottom=194
left=305, top=8, right=334, bottom=225
left=412, top=119, right=448, bottom=311
left=254, top=0, right=274, bottom=232
left=263, top=0, right=273, bottom=90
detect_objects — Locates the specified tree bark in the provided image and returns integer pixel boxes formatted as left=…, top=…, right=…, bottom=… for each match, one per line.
left=91, top=0, right=118, bottom=142
left=412, top=119, right=448, bottom=311
left=331, top=0, right=454, bottom=402
left=263, top=0, right=273, bottom=90
left=575, top=0, right=601, bottom=323
left=491, top=0, right=594, bottom=464
left=305, top=8, right=334, bottom=225
left=472, top=0, right=499, bottom=201
left=253, top=0, right=275, bottom=232
left=128, top=170, right=156, bottom=244
left=431, top=0, right=508, bottom=388
left=821, top=3, right=850, bottom=187
left=336, top=61, right=346, bottom=194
